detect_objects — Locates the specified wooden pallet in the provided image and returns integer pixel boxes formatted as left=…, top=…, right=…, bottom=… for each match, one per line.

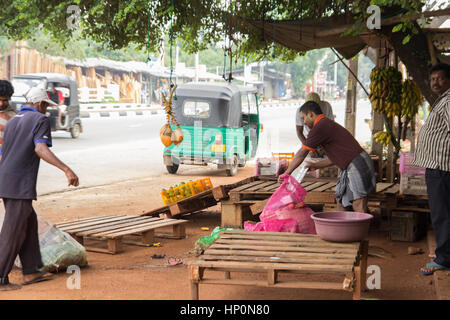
left=221, top=176, right=399, bottom=228
left=142, top=176, right=259, bottom=218
left=188, top=230, right=369, bottom=300
left=56, top=215, right=188, bottom=254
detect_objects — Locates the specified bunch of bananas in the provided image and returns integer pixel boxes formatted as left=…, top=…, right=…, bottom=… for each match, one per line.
left=401, top=79, right=424, bottom=118
left=369, top=67, right=386, bottom=113
left=369, top=67, right=403, bottom=117
left=373, top=131, right=391, bottom=146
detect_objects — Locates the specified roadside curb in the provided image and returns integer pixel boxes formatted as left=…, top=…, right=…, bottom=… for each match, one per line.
left=80, top=109, right=163, bottom=118
left=427, top=230, right=450, bottom=300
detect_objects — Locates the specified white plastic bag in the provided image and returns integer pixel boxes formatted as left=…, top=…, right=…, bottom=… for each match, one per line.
left=0, top=215, right=88, bottom=272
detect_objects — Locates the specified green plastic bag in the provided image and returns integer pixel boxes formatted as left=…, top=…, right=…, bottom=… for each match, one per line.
left=193, top=226, right=237, bottom=255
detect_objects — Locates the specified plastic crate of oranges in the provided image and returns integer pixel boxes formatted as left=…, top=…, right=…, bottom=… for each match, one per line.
left=272, top=152, right=295, bottom=167
left=160, top=178, right=214, bottom=205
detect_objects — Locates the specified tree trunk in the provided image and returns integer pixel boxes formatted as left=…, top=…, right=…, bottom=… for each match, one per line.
left=379, top=21, right=438, bottom=105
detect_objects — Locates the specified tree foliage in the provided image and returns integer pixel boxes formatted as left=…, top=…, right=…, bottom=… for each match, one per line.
left=0, top=0, right=427, bottom=61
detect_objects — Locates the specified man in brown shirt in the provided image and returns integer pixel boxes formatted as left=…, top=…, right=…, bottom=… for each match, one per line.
left=280, top=101, right=376, bottom=213
left=0, top=80, right=17, bottom=148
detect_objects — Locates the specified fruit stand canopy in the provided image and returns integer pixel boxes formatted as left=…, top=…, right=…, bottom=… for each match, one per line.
left=246, top=10, right=450, bottom=60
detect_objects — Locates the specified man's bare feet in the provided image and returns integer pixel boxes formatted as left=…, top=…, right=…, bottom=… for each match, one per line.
left=22, top=271, right=53, bottom=285
left=0, top=283, right=22, bottom=291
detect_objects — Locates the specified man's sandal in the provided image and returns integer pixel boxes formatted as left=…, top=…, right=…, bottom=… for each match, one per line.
left=22, top=271, right=53, bottom=285
left=419, top=263, right=450, bottom=275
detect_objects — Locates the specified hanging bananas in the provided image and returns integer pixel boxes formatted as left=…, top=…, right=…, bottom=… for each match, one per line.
left=400, top=79, right=424, bottom=118
left=369, top=67, right=403, bottom=118
left=373, top=131, right=392, bottom=146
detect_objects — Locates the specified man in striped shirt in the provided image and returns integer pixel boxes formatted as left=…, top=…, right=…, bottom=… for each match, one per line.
left=414, top=63, right=450, bottom=275
left=0, top=80, right=17, bottom=148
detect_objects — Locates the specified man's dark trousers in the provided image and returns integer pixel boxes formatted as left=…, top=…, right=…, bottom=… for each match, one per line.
left=426, top=168, right=450, bottom=267
left=0, top=199, right=43, bottom=284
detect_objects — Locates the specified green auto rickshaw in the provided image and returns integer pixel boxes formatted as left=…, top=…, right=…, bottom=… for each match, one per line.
left=163, top=82, right=262, bottom=176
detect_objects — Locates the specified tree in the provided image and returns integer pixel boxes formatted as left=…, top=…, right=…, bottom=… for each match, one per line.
left=0, top=0, right=445, bottom=103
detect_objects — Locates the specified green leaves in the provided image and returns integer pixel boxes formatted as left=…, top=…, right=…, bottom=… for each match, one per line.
left=0, top=0, right=428, bottom=61
left=392, top=23, right=403, bottom=33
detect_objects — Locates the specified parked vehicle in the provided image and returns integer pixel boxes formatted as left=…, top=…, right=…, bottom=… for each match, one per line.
left=10, top=73, right=83, bottom=138
left=163, top=82, right=262, bottom=176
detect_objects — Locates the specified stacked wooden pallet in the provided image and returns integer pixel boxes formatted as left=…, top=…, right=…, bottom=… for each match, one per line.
left=188, top=230, right=368, bottom=300
left=56, top=215, right=188, bottom=254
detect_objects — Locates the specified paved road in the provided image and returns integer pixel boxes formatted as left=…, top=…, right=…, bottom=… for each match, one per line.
left=37, top=99, right=373, bottom=195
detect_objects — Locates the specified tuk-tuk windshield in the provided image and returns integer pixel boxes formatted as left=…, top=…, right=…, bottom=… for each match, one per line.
left=183, top=100, right=210, bottom=118
left=241, top=93, right=258, bottom=114
left=12, top=78, right=45, bottom=96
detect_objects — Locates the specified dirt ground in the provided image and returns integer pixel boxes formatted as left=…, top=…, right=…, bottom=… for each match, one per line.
left=0, top=165, right=439, bottom=300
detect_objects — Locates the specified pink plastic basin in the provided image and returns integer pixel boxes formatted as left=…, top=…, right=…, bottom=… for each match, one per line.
left=311, top=211, right=373, bottom=242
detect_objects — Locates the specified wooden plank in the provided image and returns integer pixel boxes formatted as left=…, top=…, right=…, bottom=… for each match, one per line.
left=244, top=181, right=275, bottom=192
left=95, top=219, right=188, bottom=238
left=268, top=269, right=277, bottom=285
left=299, top=181, right=316, bottom=188
left=250, top=199, right=269, bottom=215
left=196, top=278, right=344, bottom=290
left=304, top=182, right=330, bottom=192
left=219, top=233, right=360, bottom=246
left=313, top=182, right=337, bottom=192
left=75, top=217, right=163, bottom=236
left=215, top=238, right=360, bottom=249
left=230, top=180, right=266, bottom=193
left=209, top=243, right=358, bottom=255
left=204, top=248, right=357, bottom=259
left=200, top=254, right=355, bottom=265
left=92, top=218, right=187, bottom=237
left=59, top=216, right=136, bottom=232
left=55, top=215, right=117, bottom=227
left=375, top=183, right=395, bottom=193
left=393, top=207, right=430, bottom=213
left=169, top=196, right=218, bottom=215
left=221, top=200, right=245, bottom=228
left=304, top=192, right=336, bottom=204
left=189, top=260, right=353, bottom=273
left=260, top=182, right=280, bottom=191
left=249, top=181, right=278, bottom=192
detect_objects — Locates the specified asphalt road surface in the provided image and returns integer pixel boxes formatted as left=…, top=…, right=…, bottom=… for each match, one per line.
left=37, top=99, right=373, bottom=195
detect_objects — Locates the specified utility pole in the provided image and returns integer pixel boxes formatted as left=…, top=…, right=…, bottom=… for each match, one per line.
left=195, top=52, right=199, bottom=83
left=344, top=57, right=358, bottom=137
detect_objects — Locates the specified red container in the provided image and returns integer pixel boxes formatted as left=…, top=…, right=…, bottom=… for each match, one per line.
left=311, top=211, right=373, bottom=242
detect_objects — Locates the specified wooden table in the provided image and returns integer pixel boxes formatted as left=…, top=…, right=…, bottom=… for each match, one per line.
left=221, top=176, right=399, bottom=228
left=188, top=230, right=369, bottom=300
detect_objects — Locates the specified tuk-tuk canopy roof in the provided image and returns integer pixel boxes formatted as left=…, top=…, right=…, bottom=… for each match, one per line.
left=13, top=73, right=77, bottom=84
left=173, top=82, right=257, bottom=129
left=175, top=82, right=257, bottom=101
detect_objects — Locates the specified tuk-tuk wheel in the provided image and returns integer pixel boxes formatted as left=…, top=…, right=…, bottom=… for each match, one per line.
left=225, top=155, right=239, bottom=176
left=70, top=124, right=81, bottom=139
left=166, top=163, right=179, bottom=174
left=238, top=159, right=246, bottom=168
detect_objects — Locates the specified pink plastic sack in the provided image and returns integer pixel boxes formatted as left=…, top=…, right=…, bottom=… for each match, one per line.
left=261, top=174, right=306, bottom=220
left=258, top=174, right=316, bottom=234
left=244, top=218, right=298, bottom=233
left=399, top=152, right=425, bottom=175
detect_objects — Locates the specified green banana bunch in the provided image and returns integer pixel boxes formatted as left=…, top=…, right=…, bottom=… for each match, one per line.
left=401, top=79, right=424, bottom=118
left=373, top=131, right=391, bottom=146
left=369, top=67, right=402, bottom=117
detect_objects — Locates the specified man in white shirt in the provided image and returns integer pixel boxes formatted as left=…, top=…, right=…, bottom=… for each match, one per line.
left=296, top=92, right=334, bottom=156
left=296, top=92, right=334, bottom=143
